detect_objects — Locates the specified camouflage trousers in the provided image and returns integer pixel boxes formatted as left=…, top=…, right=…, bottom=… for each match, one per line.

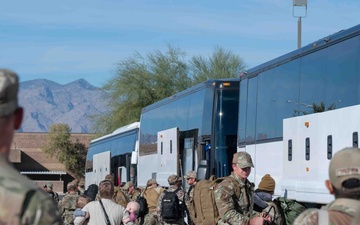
left=143, top=212, right=160, bottom=225
left=62, top=210, right=75, bottom=225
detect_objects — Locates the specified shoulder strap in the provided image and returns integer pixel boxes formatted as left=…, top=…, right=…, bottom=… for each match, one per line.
left=225, top=176, right=241, bottom=199
left=318, top=209, right=329, bottom=225
left=99, top=200, right=111, bottom=225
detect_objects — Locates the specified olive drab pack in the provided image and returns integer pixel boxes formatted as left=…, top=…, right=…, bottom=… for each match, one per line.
left=192, top=175, right=241, bottom=225
left=161, top=188, right=183, bottom=223
left=273, top=197, right=307, bottom=225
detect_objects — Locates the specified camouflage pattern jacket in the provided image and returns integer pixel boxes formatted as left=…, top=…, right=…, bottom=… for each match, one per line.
left=156, top=185, right=190, bottom=224
left=59, top=192, right=78, bottom=225
left=214, top=173, right=260, bottom=225
left=130, top=188, right=141, bottom=201
left=115, top=187, right=131, bottom=208
left=0, top=155, right=63, bottom=225
left=293, top=198, right=360, bottom=225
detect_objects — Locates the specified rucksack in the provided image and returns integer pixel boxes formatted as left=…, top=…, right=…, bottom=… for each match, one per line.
left=273, top=197, right=307, bottom=225
left=192, top=175, right=241, bottom=225
left=161, top=188, right=183, bottom=223
left=136, top=194, right=149, bottom=218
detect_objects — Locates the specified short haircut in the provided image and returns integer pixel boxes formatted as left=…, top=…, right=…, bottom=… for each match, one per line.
left=99, top=180, right=114, bottom=199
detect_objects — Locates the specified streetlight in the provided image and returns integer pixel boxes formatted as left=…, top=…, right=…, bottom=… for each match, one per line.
left=293, top=0, right=307, bottom=49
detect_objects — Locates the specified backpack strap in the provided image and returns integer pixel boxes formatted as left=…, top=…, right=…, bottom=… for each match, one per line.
left=224, top=176, right=241, bottom=199
left=318, top=209, right=329, bottom=225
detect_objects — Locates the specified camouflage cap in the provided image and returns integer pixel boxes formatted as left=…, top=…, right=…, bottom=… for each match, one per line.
left=146, top=178, right=158, bottom=186
left=232, top=151, right=254, bottom=168
left=329, top=147, right=360, bottom=192
left=167, top=174, right=182, bottom=185
left=0, top=69, right=19, bottom=117
left=122, top=181, right=134, bottom=191
left=104, top=174, right=114, bottom=183
left=184, top=171, right=197, bottom=179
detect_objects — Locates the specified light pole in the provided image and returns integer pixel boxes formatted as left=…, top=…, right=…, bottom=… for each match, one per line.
left=293, top=0, right=307, bottom=49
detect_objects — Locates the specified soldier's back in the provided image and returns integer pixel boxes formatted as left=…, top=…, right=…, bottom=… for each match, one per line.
left=60, top=193, right=78, bottom=225
left=0, top=155, right=63, bottom=225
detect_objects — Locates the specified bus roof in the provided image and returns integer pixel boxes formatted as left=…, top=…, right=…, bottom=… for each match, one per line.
left=90, top=122, right=140, bottom=143
left=141, top=78, right=239, bottom=113
left=243, top=23, right=360, bottom=79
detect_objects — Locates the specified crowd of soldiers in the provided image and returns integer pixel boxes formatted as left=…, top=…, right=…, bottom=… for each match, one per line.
left=1, top=69, right=360, bottom=225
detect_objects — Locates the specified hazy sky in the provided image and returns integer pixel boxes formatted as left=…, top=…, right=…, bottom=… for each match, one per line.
left=1, top=0, right=359, bottom=87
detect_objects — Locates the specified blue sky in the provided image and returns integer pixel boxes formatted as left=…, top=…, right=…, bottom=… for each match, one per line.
left=1, top=0, right=359, bottom=87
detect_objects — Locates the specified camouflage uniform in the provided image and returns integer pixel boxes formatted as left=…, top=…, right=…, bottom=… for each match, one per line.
left=214, top=172, right=259, bottom=225
left=115, top=187, right=131, bottom=208
left=293, top=198, right=360, bottom=225
left=0, top=154, right=63, bottom=225
left=156, top=185, right=190, bottom=225
left=130, top=188, right=141, bottom=201
left=59, top=192, right=78, bottom=225
left=0, top=69, right=63, bottom=225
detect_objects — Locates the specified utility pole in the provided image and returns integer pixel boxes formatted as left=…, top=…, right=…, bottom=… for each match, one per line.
left=293, top=0, right=307, bottom=49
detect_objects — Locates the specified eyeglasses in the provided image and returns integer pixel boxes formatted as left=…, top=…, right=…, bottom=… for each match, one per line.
left=186, top=178, right=192, bottom=180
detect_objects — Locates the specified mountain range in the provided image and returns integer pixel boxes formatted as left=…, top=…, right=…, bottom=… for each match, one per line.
left=19, top=79, right=110, bottom=133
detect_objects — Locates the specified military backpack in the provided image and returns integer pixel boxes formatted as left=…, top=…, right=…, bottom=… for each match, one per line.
left=161, top=188, right=183, bottom=223
left=192, top=175, right=241, bottom=225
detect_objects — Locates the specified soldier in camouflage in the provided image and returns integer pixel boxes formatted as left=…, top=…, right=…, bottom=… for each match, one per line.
left=214, top=152, right=270, bottom=225
left=184, top=171, right=197, bottom=225
left=0, top=69, right=63, bottom=225
left=44, top=182, right=60, bottom=203
left=293, top=147, right=360, bottom=225
left=123, top=181, right=141, bottom=201
left=156, top=174, right=190, bottom=225
left=59, top=183, right=79, bottom=225
left=143, top=179, right=163, bottom=225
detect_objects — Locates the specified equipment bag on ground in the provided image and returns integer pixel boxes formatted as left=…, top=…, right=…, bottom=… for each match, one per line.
left=273, top=197, right=307, bottom=225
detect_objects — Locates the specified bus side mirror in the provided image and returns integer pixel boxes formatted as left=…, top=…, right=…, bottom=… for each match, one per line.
left=197, top=159, right=209, bottom=180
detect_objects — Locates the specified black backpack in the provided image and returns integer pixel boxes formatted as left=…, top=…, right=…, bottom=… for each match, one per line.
left=161, top=188, right=182, bottom=223
left=136, top=195, right=149, bottom=218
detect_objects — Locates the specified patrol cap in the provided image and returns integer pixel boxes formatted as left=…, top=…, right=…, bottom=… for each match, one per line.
left=232, top=151, right=254, bottom=168
left=123, top=181, right=134, bottom=191
left=0, top=69, right=19, bottom=117
left=329, top=147, right=360, bottom=192
left=167, top=174, right=182, bottom=185
left=104, top=174, right=114, bottom=183
left=184, top=171, right=197, bottom=179
left=146, top=178, right=158, bottom=186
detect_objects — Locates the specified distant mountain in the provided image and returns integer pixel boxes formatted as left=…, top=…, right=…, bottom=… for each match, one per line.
left=19, top=79, right=110, bottom=133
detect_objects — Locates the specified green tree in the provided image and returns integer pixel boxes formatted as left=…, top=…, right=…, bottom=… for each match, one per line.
left=92, top=45, right=192, bottom=134
left=44, top=124, right=87, bottom=179
left=91, top=46, right=246, bottom=134
left=190, top=46, right=246, bottom=85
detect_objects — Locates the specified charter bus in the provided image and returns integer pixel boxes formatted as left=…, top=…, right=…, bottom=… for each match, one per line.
left=238, top=23, right=360, bottom=204
left=85, top=122, right=140, bottom=188
left=135, top=79, right=239, bottom=187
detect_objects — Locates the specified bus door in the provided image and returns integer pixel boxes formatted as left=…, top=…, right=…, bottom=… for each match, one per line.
left=179, top=129, right=198, bottom=191
left=112, top=153, right=133, bottom=186
left=157, top=127, right=179, bottom=187
left=93, top=151, right=111, bottom=185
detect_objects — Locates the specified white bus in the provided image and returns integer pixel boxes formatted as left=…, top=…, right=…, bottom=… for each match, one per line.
left=85, top=122, right=140, bottom=188
left=237, top=23, right=360, bottom=204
